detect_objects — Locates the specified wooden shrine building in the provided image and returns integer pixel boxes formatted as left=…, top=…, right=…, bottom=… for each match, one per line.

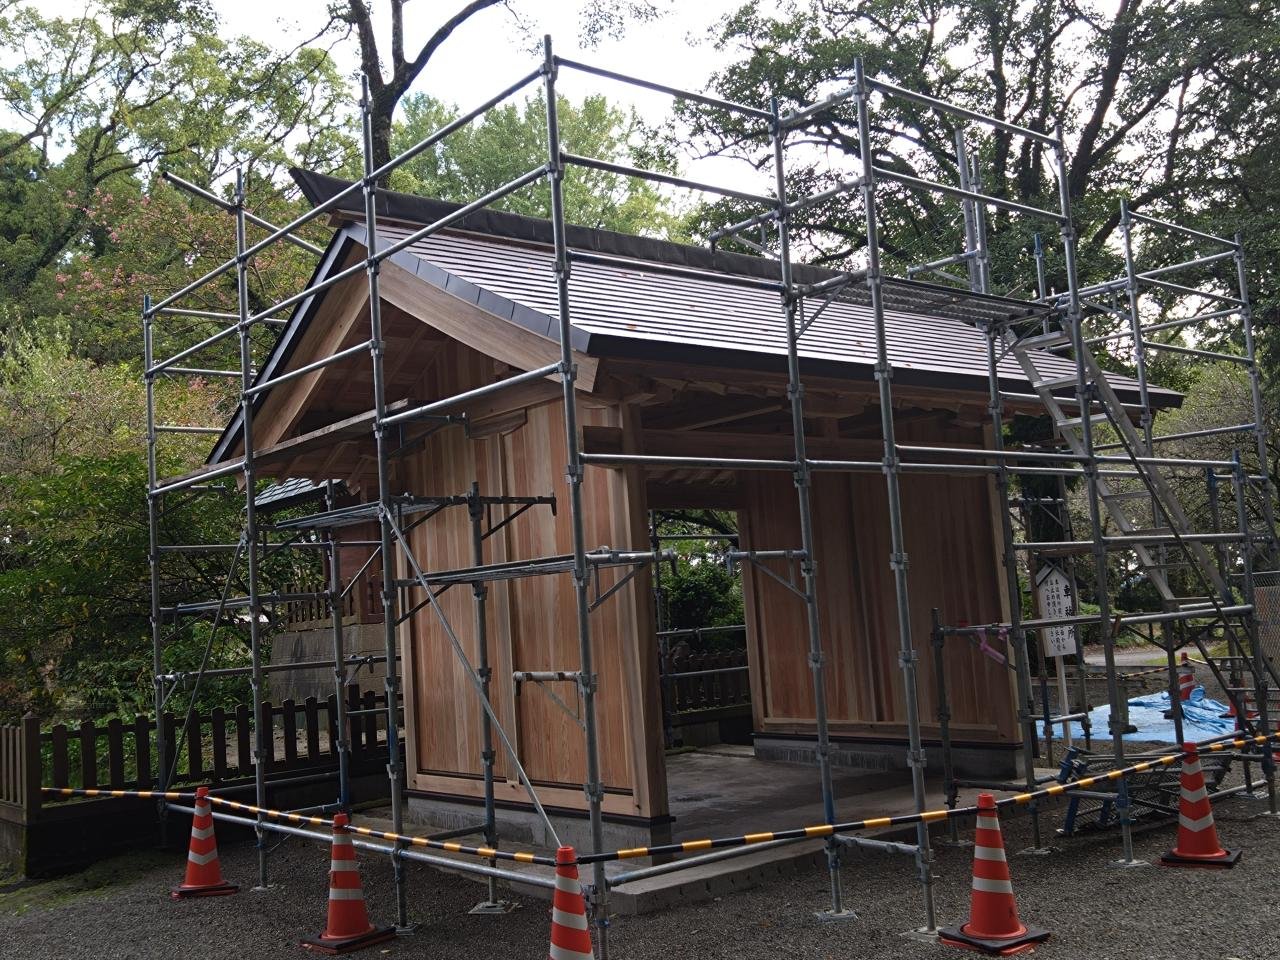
left=204, top=170, right=1177, bottom=848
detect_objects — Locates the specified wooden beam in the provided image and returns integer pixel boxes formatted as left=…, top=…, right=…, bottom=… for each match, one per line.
left=251, top=257, right=372, bottom=454
left=377, top=259, right=599, bottom=391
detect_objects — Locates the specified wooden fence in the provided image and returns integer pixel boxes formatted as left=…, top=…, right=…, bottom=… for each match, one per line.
left=37, top=687, right=393, bottom=794
left=0, top=685, right=399, bottom=876
left=664, top=649, right=751, bottom=722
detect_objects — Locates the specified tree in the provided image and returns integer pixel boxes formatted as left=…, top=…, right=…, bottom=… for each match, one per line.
left=684, top=1, right=1280, bottom=297
left=0, top=1, right=352, bottom=314
left=389, top=91, right=682, bottom=235
left=334, top=0, right=668, bottom=174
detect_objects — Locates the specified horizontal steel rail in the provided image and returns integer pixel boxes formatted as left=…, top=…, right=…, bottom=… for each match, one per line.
left=864, top=77, right=1061, bottom=146
left=246, top=166, right=548, bottom=330
left=156, top=306, right=241, bottom=321
left=148, top=321, right=240, bottom=376
left=383, top=361, right=562, bottom=426
left=166, top=803, right=557, bottom=889
left=554, top=55, right=774, bottom=121
left=150, top=458, right=245, bottom=496
left=1143, top=341, right=1251, bottom=364
left=1095, top=422, right=1256, bottom=451
left=161, top=366, right=241, bottom=378
left=162, top=172, right=325, bottom=256
left=568, top=248, right=786, bottom=291
left=157, top=654, right=392, bottom=682
left=708, top=208, right=778, bottom=246
left=581, top=451, right=799, bottom=471
left=1128, top=210, right=1236, bottom=247
left=155, top=424, right=223, bottom=435
left=872, top=166, right=1065, bottom=222
left=243, top=339, right=373, bottom=397
left=562, top=152, right=777, bottom=207
left=147, top=70, right=545, bottom=319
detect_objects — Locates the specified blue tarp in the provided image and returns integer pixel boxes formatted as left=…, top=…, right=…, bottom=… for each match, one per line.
left=1067, top=686, right=1235, bottom=743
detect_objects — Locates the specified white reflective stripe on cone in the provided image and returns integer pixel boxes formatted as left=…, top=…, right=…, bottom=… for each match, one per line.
left=331, top=859, right=360, bottom=872
left=549, top=944, right=594, bottom=960
left=553, top=907, right=589, bottom=931
left=1179, top=812, right=1215, bottom=833
left=332, top=834, right=353, bottom=846
left=973, top=845, right=1007, bottom=862
left=191, top=824, right=216, bottom=840
left=554, top=874, right=582, bottom=894
left=328, top=888, right=366, bottom=900
left=188, top=848, right=219, bottom=866
left=971, top=876, right=1014, bottom=894
left=1183, top=760, right=1202, bottom=776
left=1181, top=784, right=1208, bottom=803
left=975, top=816, right=1000, bottom=831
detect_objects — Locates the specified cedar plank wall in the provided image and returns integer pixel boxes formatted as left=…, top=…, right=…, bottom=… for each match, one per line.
left=740, top=418, right=1017, bottom=744
left=399, top=339, right=664, bottom=820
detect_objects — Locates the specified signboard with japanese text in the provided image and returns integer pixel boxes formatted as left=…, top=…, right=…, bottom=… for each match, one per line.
left=1035, top=564, right=1076, bottom=658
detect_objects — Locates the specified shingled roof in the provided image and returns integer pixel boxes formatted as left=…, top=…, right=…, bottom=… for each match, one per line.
left=206, top=170, right=1177, bottom=466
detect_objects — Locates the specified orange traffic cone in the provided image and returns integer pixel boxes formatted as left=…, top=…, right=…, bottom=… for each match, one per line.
left=302, top=813, right=395, bottom=954
left=548, top=846, right=595, bottom=960
left=1177, top=653, right=1195, bottom=701
left=171, top=785, right=238, bottom=899
left=940, top=794, right=1048, bottom=956
left=1160, top=743, right=1241, bottom=868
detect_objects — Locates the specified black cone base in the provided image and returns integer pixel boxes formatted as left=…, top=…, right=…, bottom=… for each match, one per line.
left=171, top=881, right=239, bottom=900
left=1159, top=848, right=1241, bottom=869
left=301, top=926, right=396, bottom=955
left=939, top=925, right=1050, bottom=956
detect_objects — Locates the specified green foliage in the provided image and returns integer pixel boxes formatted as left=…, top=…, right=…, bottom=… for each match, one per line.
left=654, top=510, right=744, bottom=642
left=390, top=92, right=685, bottom=237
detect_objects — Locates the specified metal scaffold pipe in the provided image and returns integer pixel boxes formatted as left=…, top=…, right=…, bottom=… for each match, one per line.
left=853, top=58, right=937, bottom=933
left=359, top=73, right=410, bottom=931
left=769, top=95, right=847, bottom=921
left=543, top=35, right=611, bottom=958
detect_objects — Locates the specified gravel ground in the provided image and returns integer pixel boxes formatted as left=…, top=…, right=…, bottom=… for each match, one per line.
left=4, top=786, right=1279, bottom=960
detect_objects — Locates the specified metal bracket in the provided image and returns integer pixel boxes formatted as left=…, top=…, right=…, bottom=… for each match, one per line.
left=589, top=559, right=645, bottom=612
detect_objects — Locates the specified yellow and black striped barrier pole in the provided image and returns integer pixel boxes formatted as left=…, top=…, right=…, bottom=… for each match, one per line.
left=42, top=731, right=1279, bottom=869
left=575, top=731, right=1280, bottom=865
left=203, top=796, right=558, bottom=867
left=41, top=787, right=195, bottom=801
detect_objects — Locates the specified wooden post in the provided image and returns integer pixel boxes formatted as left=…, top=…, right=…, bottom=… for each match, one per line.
left=22, top=714, right=41, bottom=822
left=134, top=715, right=152, bottom=790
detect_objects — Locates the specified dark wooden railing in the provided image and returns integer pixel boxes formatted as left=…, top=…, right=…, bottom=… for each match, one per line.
left=38, top=686, right=394, bottom=794
left=665, top=649, right=751, bottom=717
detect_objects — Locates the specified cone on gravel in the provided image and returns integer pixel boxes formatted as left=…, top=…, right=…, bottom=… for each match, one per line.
left=1160, top=742, right=1241, bottom=869
left=1177, top=653, right=1195, bottom=701
left=548, top=845, right=595, bottom=960
left=171, top=785, right=238, bottom=899
left=939, top=794, right=1049, bottom=956
left=301, top=813, right=395, bottom=954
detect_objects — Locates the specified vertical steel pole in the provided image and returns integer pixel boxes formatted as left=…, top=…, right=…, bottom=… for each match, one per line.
left=325, top=481, right=352, bottom=810
left=931, top=610, right=963, bottom=847
left=854, top=59, right=937, bottom=930
left=984, top=320, right=1045, bottom=850
left=769, top=96, right=849, bottom=920
left=650, top=512, right=676, bottom=749
left=1234, top=453, right=1277, bottom=814
left=1052, top=137, right=1140, bottom=866
left=144, top=296, right=167, bottom=835
left=469, top=482, right=507, bottom=911
left=542, top=37, right=611, bottom=955
left=359, top=75, right=410, bottom=930
left=233, top=169, right=271, bottom=889
left=954, top=131, right=981, bottom=292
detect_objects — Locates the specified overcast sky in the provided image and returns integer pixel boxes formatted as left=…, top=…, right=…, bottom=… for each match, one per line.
left=32, top=1, right=778, bottom=189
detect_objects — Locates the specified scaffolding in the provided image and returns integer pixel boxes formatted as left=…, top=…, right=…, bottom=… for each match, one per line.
left=143, top=34, right=1278, bottom=954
